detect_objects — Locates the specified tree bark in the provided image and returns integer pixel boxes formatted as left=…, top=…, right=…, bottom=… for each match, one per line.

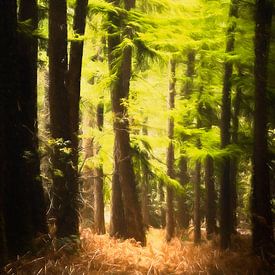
left=205, top=155, right=217, bottom=239
left=108, top=0, right=126, bottom=238
left=18, top=0, right=48, bottom=236
left=229, top=69, right=242, bottom=234
left=1, top=0, right=40, bottom=257
left=220, top=0, right=238, bottom=250
left=194, top=159, right=201, bottom=244
left=110, top=136, right=126, bottom=237
left=81, top=109, right=95, bottom=227
left=166, top=60, right=176, bottom=242
left=94, top=102, right=106, bottom=234
left=108, top=0, right=145, bottom=244
left=252, top=0, right=274, bottom=256
left=141, top=122, right=150, bottom=229
left=49, top=0, right=79, bottom=238
left=68, top=0, right=88, bottom=168
left=159, top=180, right=166, bottom=228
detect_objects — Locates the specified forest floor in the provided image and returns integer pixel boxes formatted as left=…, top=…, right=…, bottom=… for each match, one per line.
left=3, top=227, right=273, bottom=274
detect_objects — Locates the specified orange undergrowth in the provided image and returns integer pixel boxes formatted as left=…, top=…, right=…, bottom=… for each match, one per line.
left=4, top=228, right=268, bottom=274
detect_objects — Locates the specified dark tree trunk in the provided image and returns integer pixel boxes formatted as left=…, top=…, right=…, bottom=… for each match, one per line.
left=141, top=172, right=150, bottom=229
left=1, top=0, right=39, bottom=258
left=220, top=0, right=238, bottom=250
left=159, top=180, right=166, bottom=228
left=252, top=0, right=274, bottom=256
left=141, top=124, right=150, bottom=229
left=205, top=155, right=217, bottom=239
left=229, top=69, right=242, bottom=234
left=194, top=159, right=201, bottom=244
left=18, top=0, right=48, bottom=236
left=0, top=0, right=16, bottom=264
left=177, top=50, right=195, bottom=229
left=166, top=60, right=176, bottom=242
left=107, top=0, right=126, bottom=238
left=110, top=137, right=126, bottom=237
left=68, top=0, right=88, bottom=168
left=177, top=157, right=190, bottom=228
left=108, top=0, right=145, bottom=244
left=94, top=102, right=106, bottom=234
left=81, top=110, right=95, bottom=227
left=49, top=0, right=79, bottom=237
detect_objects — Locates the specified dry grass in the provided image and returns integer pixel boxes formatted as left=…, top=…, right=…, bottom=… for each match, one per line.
left=3, top=228, right=271, bottom=274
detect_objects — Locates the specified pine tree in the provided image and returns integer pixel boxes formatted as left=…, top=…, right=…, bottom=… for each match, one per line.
left=251, top=0, right=274, bottom=257
left=49, top=0, right=79, bottom=238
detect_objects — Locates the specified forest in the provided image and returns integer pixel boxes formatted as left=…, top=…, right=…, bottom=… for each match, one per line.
left=0, top=0, right=274, bottom=273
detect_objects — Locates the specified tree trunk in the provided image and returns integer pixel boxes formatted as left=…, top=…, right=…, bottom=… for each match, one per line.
left=177, top=157, right=190, bottom=228
left=220, top=0, right=238, bottom=250
left=252, top=0, right=274, bottom=256
left=159, top=180, right=166, bottom=228
left=110, top=136, right=126, bottom=237
left=81, top=109, right=95, bottom=227
left=141, top=123, right=150, bottom=229
left=205, top=155, right=216, bottom=239
left=49, top=0, right=79, bottom=238
left=177, top=50, right=195, bottom=229
left=107, top=0, right=126, bottom=239
left=108, top=0, right=145, bottom=244
left=0, top=0, right=39, bottom=258
left=166, top=60, right=176, bottom=242
left=94, top=102, right=106, bottom=234
left=194, top=159, right=201, bottom=244
left=230, top=69, right=242, bottom=234
left=18, top=0, right=48, bottom=236
left=68, top=0, right=88, bottom=168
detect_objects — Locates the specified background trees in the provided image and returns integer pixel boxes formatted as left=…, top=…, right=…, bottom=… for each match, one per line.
left=0, top=0, right=274, bottom=268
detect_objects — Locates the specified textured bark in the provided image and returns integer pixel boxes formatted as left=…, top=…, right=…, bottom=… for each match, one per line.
left=0, top=0, right=38, bottom=258
left=81, top=110, right=95, bottom=227
left=109, top=140, right=126, bottom=238
left=194, top=159, right=201, bottom=244
left=252, top=0, right=274, bottom=256
left=68, top=0, right=88, bottom=168
left=141, top=123, right=150, bottom=229
left=108, top=0, right=145, bottom=244
left=229, top=70, right=241, bottom=234
left=49, top=0, right=79, bottom=237
left=108, top=0, right=126, bottom=238
left=177, top=157, right=190, bottom=228
left=18, top=0, right=48, bottom=236
left=94, top=103, right=106, bottom=234
left=159, top=180, right=166, bottom=228
left=177, top=50, right=195, bottom=230
left=220, top=0, right=238, bottom=250
left=166, top=60, right=176, bottom=242
left=205, top=155, right=217, bottom=239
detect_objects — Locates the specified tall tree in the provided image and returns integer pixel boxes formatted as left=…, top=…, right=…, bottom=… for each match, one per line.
left=67, top=0, right=88, bottom=168
left=18, top=0, right=48, bottom=236
left=49, top=0, right=79, bottom=237
left=0, top=0, right=40, bottom=258
left=205, top=155, right=216, bottom=239
left=229, top=68, right=242, bottom=234
left=94, top=102, right=106, bottom=234
left=108, top=0, right=145, bottom=244
left=141, top=122, right=150, bottom=229
left=108, top=0, right=126, bottom=238
left=177, top=50, right=195, bottom=229
left=251, top=0, right=274, bottom=256
left=220, top=0, right=238, bottom=249
left=0, top=0, right=16, bottom=263
left=166, top=59, right=176, bottom=242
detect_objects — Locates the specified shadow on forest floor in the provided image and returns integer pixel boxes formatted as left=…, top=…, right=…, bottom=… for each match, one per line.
left=3, top=228, right=273, bottom=274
